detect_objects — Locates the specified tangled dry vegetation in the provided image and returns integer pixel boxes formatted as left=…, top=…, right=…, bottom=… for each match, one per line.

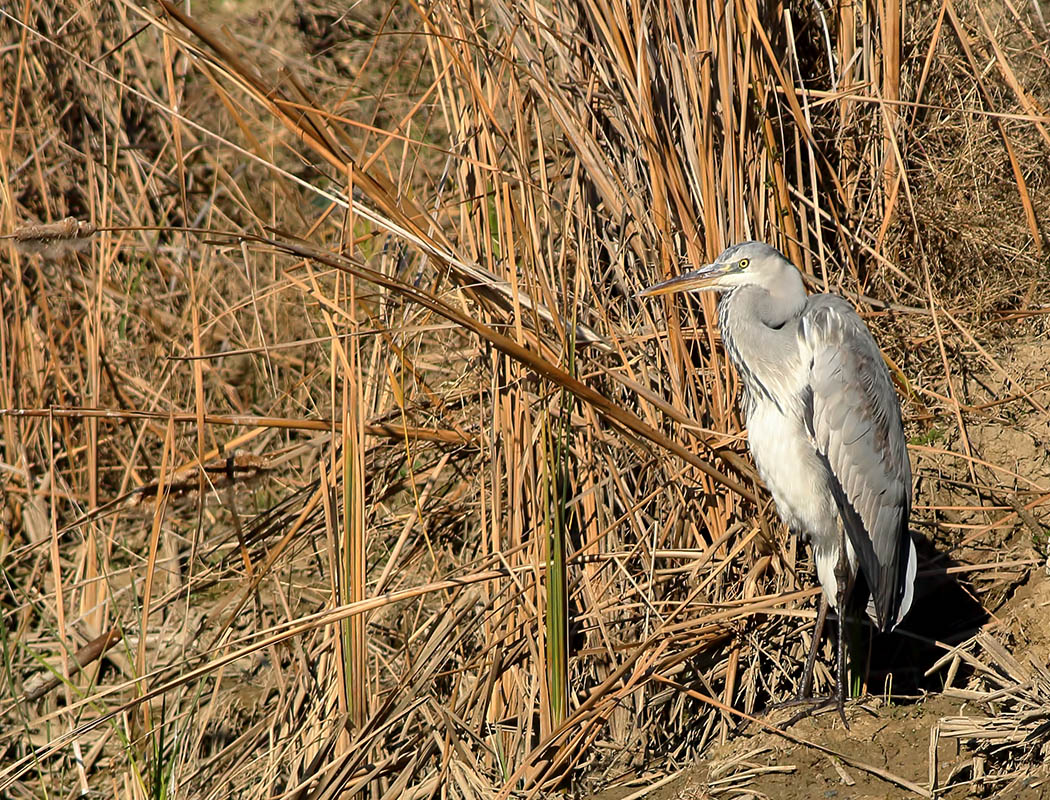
left=1, top=0, right=1048, bottom=797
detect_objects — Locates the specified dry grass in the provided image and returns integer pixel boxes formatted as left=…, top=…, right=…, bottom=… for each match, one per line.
left=932, top=629, right=1050, bottom=794
left=1, top=0, right=1048, bottom=797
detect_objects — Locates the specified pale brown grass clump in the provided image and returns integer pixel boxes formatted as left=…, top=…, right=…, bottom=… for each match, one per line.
left=1, top=0, right=1048, bottom=797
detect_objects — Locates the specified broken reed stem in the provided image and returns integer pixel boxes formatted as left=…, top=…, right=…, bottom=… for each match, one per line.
left=6, top=217, right=97, bottom=257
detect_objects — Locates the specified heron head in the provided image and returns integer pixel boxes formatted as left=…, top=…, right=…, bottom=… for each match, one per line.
left=638, top=241, right=799, bottom=297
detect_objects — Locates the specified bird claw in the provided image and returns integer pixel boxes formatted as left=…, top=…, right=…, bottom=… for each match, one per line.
left=769, top=693, right=850, bottom=731
left=835, top=692, right=849, bottom=729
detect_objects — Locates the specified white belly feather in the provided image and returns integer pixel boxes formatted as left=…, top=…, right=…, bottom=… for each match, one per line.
left=745, top=396, right=858, bottom=609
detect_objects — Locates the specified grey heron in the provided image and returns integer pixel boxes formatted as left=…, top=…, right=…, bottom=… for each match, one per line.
left=640, top=241, right=917, bottom=719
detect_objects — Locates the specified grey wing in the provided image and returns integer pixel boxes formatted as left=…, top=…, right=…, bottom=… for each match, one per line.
left=800, top=295, right=914, bottom=631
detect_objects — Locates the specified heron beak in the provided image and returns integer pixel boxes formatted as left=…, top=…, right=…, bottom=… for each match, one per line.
left=636, top=262, right=728, bottom=297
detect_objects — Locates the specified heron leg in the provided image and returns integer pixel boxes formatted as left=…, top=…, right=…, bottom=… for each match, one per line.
left=770, top=595, right=837, bottom=729
left=798, top=594, right=829, bottom=700
left=769, top=576, right=834, bottom=729
left=833, top=527, right=852, bottom=729
left=770, top=531, right=851, bottom=730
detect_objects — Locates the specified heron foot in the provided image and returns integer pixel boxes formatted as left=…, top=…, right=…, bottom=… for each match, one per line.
left=770, top=693, right=849, bottom=730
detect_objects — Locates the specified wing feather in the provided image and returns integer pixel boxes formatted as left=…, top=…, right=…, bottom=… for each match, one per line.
left=800, top=295, right=913, bottom=630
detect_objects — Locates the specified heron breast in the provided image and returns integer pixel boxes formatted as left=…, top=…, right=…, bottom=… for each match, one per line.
left=745, top=398, right=839, bottom=545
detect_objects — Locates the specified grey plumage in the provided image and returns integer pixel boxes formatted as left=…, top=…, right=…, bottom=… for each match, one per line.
left=641, top=241, right=917, bottom=709
left=800, top=294, right=914, bottom=630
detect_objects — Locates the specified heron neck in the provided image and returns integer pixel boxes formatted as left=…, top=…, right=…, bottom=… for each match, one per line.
left=718, top=285, right=807, bottom=384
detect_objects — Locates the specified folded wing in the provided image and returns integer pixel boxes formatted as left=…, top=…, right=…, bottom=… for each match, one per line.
left=800, top=295, right=914, bottom=630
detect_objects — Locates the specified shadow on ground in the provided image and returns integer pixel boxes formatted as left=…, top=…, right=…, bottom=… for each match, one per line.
left=866, top=531, right=989, bottom=697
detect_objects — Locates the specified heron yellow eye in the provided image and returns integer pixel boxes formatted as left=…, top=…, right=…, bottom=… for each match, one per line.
left=738, top=258, right=750, bottom=268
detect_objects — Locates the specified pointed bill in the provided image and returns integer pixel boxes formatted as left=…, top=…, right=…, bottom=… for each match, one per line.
left=636, top=262, right=731, bottom=297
